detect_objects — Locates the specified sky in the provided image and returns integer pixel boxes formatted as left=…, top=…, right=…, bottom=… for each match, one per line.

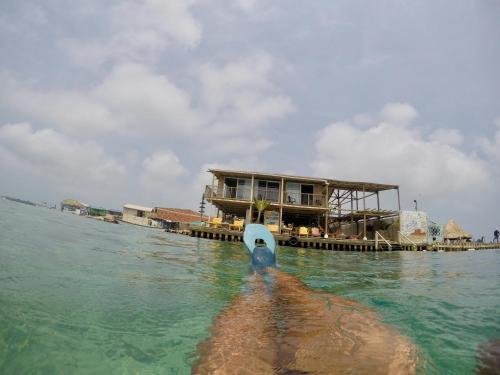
left=0, top=0, right=499, bottom=237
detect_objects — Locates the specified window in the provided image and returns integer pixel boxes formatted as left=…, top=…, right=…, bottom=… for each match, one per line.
left=224, top=178, right=250, bottom=199
left=254, top=180, right=280, bottom=202
left=300, top=184, right=314, bottom=205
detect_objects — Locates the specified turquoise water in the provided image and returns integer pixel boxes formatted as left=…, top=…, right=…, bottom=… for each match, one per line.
left=1, top=199, right=499, bottom=374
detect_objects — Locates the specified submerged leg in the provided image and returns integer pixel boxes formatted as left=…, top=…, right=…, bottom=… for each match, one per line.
left=268, top=268, right=418, bottom=375
left=193, top=274, right=278, bottom=375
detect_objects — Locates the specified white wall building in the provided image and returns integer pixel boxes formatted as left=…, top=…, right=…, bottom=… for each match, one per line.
left=122, top=204, right=159, bottom=227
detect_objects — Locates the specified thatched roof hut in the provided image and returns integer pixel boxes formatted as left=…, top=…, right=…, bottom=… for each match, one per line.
left=61, top=199, right=86, bottom=209
left=444, top=219, right=472, bottom=240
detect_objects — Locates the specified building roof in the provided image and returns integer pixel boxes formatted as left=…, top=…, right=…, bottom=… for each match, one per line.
left=123, top=203, right=153, bottom=212
left=208, top=169, right=399, bottom=192
left=61, top=199, right=88, bottom=208
left=152, top=208, right=207, bottom=223
left=444, top=219, right=472, bottom=239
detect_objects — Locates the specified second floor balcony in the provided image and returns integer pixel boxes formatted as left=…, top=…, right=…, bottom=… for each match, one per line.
left=205, top=185, right=326, bottom=208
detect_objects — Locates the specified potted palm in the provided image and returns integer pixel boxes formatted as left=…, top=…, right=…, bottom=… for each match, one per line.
left=253, top=198, right=270, bottom=224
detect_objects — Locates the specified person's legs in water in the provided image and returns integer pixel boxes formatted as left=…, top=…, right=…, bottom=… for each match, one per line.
left=192, top=273, right=278, bottom=375
left=476, top=339, right=500, bottom=374
left=267, top=268, right=418, bottom=375
left=193, top=266, right=419, bottom=374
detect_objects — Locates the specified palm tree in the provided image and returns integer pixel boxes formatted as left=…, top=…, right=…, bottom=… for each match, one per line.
left=254, top=198, right=270, bottom=223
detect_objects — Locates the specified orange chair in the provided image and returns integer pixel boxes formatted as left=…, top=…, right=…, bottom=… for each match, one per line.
left=310, top=227, right=321, bottom=237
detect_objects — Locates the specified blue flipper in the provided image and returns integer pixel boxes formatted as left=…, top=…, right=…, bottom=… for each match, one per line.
left=243, top=224, right=276, bottom=268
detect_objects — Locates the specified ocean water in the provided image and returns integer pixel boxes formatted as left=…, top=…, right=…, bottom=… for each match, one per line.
left=0, top=198, right=499, bottom=374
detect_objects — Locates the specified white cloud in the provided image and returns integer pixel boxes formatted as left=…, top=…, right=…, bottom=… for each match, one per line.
left=60, top=30, right=166, bottom=67
left=61, top=0, right=201, bottom=67
left=198, top=53, right=295, bottom=135
left=478, top=116, right=500, bottom=164
left=234, top=0, right=259, bottom=12
left=379, top=102, right=418, bottom=127
left=495, top=116, right=500, bottom=128
left=114, top=0, right=202, bottom=47
left=139, top=150, right=187, bottom=205
left=430, top=128, right=464, bottom=146
left=1, top=64, right=200, bottom=137
left=206, top=137, right=273, bottom=156
left=94, top=63, right=200, bottom=134
left=1, top=83, right=119, bottom=136
left=312, top=104, right=492, bottom=198
left=2, top=49, right=293, bottom=153
left=0, top=123, right=126, bottom=187
left=141, top=151, right=186, bottom=183
left=352, top=113, right=373, bottom=127
left=0, top=3, right=47, bottom=36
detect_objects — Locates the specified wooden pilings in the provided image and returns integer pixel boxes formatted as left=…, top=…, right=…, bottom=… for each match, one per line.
left=188, top=227, right=500, bottom=252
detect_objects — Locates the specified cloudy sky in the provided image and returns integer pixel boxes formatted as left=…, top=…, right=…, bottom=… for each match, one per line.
left=0, top=0, right=499, bottom=236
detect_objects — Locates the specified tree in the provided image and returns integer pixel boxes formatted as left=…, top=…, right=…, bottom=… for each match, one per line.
left=254, top=198, right=270, bottom=223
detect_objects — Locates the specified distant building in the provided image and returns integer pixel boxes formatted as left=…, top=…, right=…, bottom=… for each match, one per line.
left=152, top=208, right=207, bottom=230
left=87, top=207, right=108, bottom=217
left=122, top=204, right=158, bottom=227
left=444, top=220, right=472, bottom=242
left=61, top=199, right=88, bottom=215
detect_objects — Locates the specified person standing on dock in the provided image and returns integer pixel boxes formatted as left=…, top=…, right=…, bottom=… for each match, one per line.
left=494, top=229, right=499, bottom=243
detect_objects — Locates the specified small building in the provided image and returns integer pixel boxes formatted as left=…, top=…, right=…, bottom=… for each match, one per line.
left=87, top=207, right=108, bottom=217
left=61, top=199, right=88, bottom=215
left=152, top=208, right=207, bottom=231
left=122, top=204, right=158, bottom=227
left=204, top=169, right=401, bottom=240
left=444, top=220, right=472, bottom=242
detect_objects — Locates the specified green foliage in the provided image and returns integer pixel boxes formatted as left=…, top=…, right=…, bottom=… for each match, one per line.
left=254, top=198, right=270, bottom=223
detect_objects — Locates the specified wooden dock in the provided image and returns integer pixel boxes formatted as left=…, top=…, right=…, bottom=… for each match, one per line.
left=188, top=226, right=500, bottom=252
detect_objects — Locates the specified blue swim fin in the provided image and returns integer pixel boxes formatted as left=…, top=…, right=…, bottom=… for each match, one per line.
left=243, top=224, right=276, bottom=268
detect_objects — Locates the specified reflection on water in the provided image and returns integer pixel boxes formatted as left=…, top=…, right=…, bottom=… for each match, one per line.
left=0, top=199, right=499, bottom=374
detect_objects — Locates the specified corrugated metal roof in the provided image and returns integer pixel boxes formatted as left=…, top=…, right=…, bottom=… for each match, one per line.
left=152, top=207, right=207, bottom=223
left=208, top=169, right=399, bottom=192
left=123, top=203, right=153, bottom=212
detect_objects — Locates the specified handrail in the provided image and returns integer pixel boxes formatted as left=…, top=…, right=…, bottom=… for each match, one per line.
left=205, top=185, right=327, bottom=208
left=375, top=231, right=392, bottom=250
left=398, top=231, right=418, bottom=251
left=284, top=191, right=325, bottom=207
left=398, top=231, right=417, bottom=246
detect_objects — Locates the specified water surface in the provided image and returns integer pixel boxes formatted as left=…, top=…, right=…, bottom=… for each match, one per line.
left=0, top=199, right=499, bottom=374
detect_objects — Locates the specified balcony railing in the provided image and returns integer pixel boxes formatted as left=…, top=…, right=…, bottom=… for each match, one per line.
left=253, top=188, right=280, bottom=202
left=205, top=185, right=252, bottom=200
left=284, top=191, right=326, bottom=207
left=205, top=185, right=326, bottom=208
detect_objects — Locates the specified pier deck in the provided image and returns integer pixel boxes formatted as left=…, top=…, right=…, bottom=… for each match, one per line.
left=189, top=226, right=500, bottom=252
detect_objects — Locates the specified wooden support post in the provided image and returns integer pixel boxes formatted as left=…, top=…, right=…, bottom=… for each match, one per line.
left=324, top=182, right=329, bottom=237
left=363, top=214, right=367, bottom=240
left=337, top=189, right=341, bottom=218
left=362, top=186, right=367, bottom=240
left=279, top=177, right=284, bottom=234
left=249, top=175, right=255, bottom=223
left=397, top=187, right=401, bottom=211
left=376, top=191, right=380, bottom=211
left=362, top=185, right=366, bottom=211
